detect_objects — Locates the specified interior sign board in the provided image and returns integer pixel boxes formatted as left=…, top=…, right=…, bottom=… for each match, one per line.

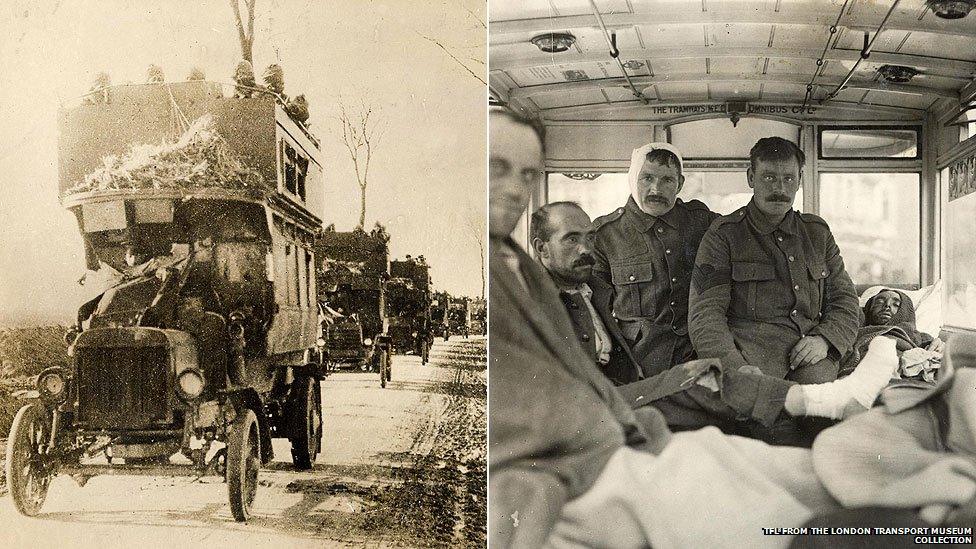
left=649, top=104, right=818, bottom=115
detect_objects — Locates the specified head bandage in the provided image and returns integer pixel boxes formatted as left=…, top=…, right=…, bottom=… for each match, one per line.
left=628, top=142, right=684, bottom=214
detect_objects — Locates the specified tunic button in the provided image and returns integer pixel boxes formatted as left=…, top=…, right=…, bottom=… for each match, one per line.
left=791, top=309, right=798, bottom=316
left=582, top=334, right=590, bottom=342
left=670, top=301, right=676, bottom=306
left=657, top=227, right=664, bottom=233
left=665, top=249, right=672, bottom=254
left=793, top=285, right=799, bottom=291
left=822, top=270, right=828, bottom=276
left=628, top=274, right=636, bottom=281
left=777, top=236, right=783, bottom=242
left=788, top=255, right=795, bottom=262
left=671, top=277, right=678, bottom=283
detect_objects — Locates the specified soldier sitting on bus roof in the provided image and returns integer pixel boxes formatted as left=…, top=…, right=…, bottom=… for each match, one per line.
left=592, top=143, right=719, bottom=380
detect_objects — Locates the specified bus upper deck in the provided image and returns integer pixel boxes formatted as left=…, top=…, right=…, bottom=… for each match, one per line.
left=489, top=0, right=976, bottom=335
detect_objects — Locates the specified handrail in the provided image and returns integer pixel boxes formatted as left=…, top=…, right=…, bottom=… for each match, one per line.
left=586, top=0, right=649, bottom=104
left=822, top=0, right=902, bottom=103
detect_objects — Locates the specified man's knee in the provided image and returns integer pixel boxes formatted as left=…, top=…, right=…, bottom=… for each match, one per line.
left=788, top=358, right=839, bottom=384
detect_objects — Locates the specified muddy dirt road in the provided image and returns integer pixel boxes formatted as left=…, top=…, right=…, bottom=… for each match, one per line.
left=0, top=336, right=486, bottom=548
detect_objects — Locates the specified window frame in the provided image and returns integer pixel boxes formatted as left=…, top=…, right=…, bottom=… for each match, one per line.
left=816, top=170, right=924, bottom=288
left=817, top=125, right=922, bottom=161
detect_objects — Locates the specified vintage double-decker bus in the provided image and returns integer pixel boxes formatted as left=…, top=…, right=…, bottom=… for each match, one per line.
left=5, top=80, right=327, bottom=521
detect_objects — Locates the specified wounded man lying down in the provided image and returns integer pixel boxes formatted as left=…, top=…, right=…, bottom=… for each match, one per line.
left=839, top=288, right=945, bottom=383
left=488, top=107, right=976, bottom=549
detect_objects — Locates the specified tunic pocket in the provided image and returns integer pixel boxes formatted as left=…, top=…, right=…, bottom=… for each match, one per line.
left=611, top=262, right=655, bottom=317
left=807, top=262, right=828, bottom=317
left=731, top=261, right=776, bottom=320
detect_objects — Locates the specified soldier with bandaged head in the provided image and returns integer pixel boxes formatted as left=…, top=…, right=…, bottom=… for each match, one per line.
left=592, top=143, right=719, bottom=378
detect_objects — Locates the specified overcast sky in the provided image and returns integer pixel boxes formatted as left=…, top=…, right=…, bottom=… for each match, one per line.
left=0, top=0, right=486, bottom=325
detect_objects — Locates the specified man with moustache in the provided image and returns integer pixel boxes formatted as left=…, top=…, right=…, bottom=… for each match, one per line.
left=689, top=137, right=860, bottom=439
left=593, top=144, right=719, bottom=378
left=531, top=201, right=643, bottom=384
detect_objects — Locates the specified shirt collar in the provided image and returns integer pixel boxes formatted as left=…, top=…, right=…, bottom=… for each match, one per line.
left=746, top=198, right=799, bottom=235
left=563, top=282, right=592, bottom=299
left=624, top=196, right=682, bottom=232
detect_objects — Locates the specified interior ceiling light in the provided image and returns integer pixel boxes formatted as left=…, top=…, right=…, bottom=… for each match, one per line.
left=926, top=0, right=975, bottom=19
left=621, top=60, right=645, bottom=71
left=878, top=64, right=919, bottom=83
left=530, top=33, right=576, bottom=53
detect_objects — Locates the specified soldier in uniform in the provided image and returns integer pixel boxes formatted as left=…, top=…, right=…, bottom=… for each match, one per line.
left=689, top=137, right=860, bottom=439
left=593, top=143, right=719, bottom=378
left=531, top=201, right=644, bottom=385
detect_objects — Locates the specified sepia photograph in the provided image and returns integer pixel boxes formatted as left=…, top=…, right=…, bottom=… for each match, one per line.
left=488, top=0, right=976, bottom=547
left=0, top=0, right=486, bottom=547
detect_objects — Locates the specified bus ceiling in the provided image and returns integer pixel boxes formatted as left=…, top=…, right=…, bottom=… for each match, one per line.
left=489, top=0, right=976, bottom=123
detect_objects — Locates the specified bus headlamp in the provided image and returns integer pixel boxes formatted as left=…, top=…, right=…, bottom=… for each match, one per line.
left=177, top=370, right=205, bottom=399
left=38, top=368, right=67, bottom=402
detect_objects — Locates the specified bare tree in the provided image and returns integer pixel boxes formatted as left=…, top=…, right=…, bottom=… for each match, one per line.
left=229, top=0, right=257, bottom=64
left=464, top=215, right=486, bottom=299
left=416, top=0, right=485, bottom=85
left=337, top=100, right=381, bottom=229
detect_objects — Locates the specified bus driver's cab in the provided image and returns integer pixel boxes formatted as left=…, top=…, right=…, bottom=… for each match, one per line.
left=490, top=0, right=976, bottom=340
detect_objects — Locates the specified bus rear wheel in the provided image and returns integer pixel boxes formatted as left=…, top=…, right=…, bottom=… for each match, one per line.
left=287, top=376, right=322, bottom=471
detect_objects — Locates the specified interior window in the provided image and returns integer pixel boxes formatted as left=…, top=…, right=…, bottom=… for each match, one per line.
left=945, top=157, right=976, bottom=329
left=547, top=173, right=629, bottom=220
left=818, top=173, right=920, bottom=286
left=297, top=155, right=308, bottom=201
left=820, top=127, right=919, bottom=159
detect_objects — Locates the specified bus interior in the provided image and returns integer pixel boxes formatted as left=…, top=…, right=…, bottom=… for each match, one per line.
left=489, top=0, right=976, bottom=338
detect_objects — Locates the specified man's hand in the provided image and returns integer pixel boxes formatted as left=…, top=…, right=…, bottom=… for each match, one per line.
left=926, top=337, right=945, bottom=353
left=789, top=335, right=830, bottom=370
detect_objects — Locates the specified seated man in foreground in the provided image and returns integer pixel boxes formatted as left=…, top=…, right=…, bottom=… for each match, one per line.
left=531, top=200, right=899, bottom=432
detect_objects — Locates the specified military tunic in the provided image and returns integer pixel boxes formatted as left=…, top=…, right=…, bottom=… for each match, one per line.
left=688, top=200, right=859, bottom=380
left=593, top=197, right=719, bottom=377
